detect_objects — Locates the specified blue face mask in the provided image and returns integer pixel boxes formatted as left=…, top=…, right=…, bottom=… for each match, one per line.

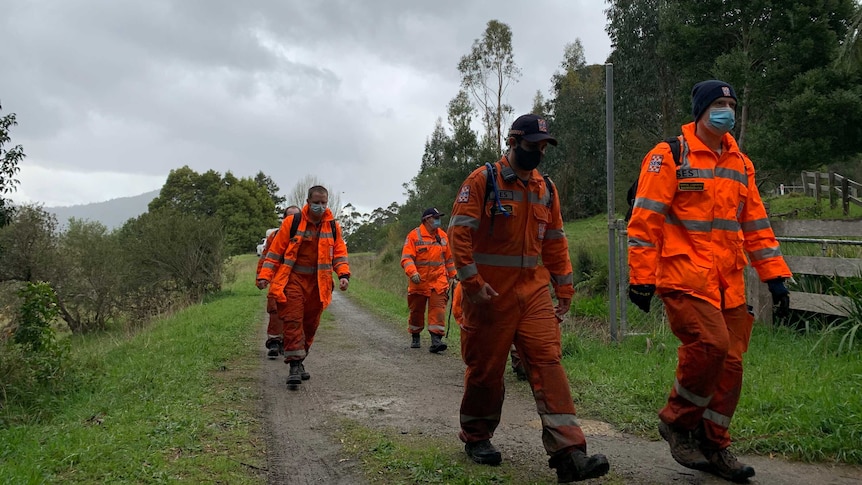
left=431, top=218, right=441, bottom=229
left=310, top=203, right=326, bottom=215
left=708, top=107, right=735, bottom=133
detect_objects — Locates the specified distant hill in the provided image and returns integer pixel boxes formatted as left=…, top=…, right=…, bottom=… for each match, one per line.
left=46, top=190, right=160, bottom=230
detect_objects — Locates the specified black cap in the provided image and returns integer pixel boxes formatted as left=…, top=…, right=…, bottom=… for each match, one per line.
left=691, top=80, right=737, bottom=121
left=508, top=114, right=558, bottom=146
left=422, top=207, right=444, bottom=220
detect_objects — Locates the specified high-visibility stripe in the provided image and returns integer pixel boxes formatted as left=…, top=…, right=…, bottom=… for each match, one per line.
left=457, top=263, right=478, bottom=280
left=634, top=197, right=670, bottom=215
left=450, top=215, right=480, bottom=230
left=284, top=349, right=306, bottom=358
left=416, top=261, right=445, bottom=267
left=713, top=218, right=741, bottom=232
left=676, top=168, right=714, bottom=179
left=333, top=256, right=349, bottom=265
left=741, top=218, right=772, bottom=232
left=715, top=166, right=748, bottom=186
left=674, top=378, right=712, bottom=407
left=665, top=214, right=712, bottom=232
left=408, top=324, right=424, bottom=332
left=293, top=265, right=316, bottom=274
left=402, top=260, right=416, bottom=268
left=749, top=246, right=783, bottom=261
left=703, top=408, right=732, bottom=428
left=628, top=237, right=655, bottom=248
left=317, top=263, right=332, bottom=271
left=545, top=229, right=566, bottom=240
left=551, top=273, right=574, bottom=286
left=428, top=324, right=445, bottom=332
left=540, top=413, right=580, bottom=429
left=473, top=253, right=539, bottom=268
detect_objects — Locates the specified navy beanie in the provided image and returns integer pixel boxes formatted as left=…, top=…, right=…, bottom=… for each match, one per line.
left=691, top=80, right=737, bottom=121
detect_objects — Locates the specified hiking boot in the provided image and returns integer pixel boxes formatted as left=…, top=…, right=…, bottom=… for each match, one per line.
left=464, top=439, right=502, bottom=465
left=429, top=333, right=448, bottom=353
left=513, top=365, right=528, bottom=381
left=549, top=449, right=610, bottom=483
left=702, top=447, right=755, bottom=483
left=297, top=360, right=310, bottom=380
left=658, top=421, right=710, bottom=470
left=265, top=339, right=282, bottom=359
left=286, top=361, right=302, bottom=390
left=410, top=334, right=420, bottom=348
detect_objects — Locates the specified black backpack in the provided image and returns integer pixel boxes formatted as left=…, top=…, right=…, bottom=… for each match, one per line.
left=624, top=136, right=682, bottom=222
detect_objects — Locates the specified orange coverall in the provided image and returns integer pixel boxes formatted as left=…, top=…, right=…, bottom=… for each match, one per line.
left=258, top=206, right=350, bottom=362
left=448, top=156, right=584, bottom=456
left=628, top=122, right=791, bottom=449
left=257, top=230, right=284, bottom=345
left=401, top=224, right=456, bottom=336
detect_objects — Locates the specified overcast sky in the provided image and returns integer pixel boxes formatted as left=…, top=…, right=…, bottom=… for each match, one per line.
left=1, top=0, right=611, bottom=213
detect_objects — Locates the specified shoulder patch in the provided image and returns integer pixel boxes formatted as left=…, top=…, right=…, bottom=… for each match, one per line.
left=457, top=185, right=470, bottom=203
left=647, top=154, right=663, bottom=173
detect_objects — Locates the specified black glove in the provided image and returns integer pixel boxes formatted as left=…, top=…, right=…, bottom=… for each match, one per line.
left=628, top=284, right=656, bottom=313
left=767, top=278, right=790, bottom=318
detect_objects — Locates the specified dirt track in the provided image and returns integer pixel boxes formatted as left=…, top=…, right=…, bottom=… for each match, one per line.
left=258, top=291, right=862, bottom=484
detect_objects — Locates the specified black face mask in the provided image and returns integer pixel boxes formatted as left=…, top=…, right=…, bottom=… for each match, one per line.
left=514, top=145, right=543, bottom=171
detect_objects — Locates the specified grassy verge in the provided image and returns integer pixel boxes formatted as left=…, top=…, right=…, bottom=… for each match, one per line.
left=0, top=254, right=266, bottom=484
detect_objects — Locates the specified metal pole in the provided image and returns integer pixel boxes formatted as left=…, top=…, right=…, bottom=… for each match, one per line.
left=605, top=63, right=618, bottom=342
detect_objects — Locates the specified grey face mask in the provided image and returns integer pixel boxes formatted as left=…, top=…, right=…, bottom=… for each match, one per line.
left=310, top=203, right=326, bottom=215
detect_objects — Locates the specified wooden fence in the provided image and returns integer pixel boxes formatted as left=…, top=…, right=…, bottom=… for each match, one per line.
left=801, top=171, right=862, bottom=215
left=746, top=219, right=862, bottom=325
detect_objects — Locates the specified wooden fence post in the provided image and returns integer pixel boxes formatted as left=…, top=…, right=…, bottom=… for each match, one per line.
left=814, top=171, right=821, bottom=205
left=843, top=177, right=850, bottom=216
left=828, top=172, right=836, bottom=209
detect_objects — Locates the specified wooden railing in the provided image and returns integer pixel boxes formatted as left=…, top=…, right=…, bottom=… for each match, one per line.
left=801, top=171, right=862, bottom=215
left=746, top=219, right=862, bottom=325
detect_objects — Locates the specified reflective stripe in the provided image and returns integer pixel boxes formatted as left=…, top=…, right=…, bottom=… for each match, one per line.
left=551, top=273, right=573, bottom=286
left=460, top=412, right=502, bottom=423
left=450, top=215, right=480, bottom=230
left=402, top=260, right=416, bottom=268
left=262, top=261, right=277, bottom=270
left=457, top=263, right=478, bottom=280
left=674, top=378, right=712, bottom=407
left=703, top=408, right=732, bottom=428
left=666, top=214, right=712, bottom=232
left=283, top=349, right=306, bottom=358
left=318, top=263, right=332, bottom=271
left=528, top=191, right=551, bottom=206
left=264, top=251, right=282, bottom=261
left=676, top=168, right=714, bottom=179
left=293, top=265, right=316, bottom=274
left=634, top=197, right=670, bottom=215
left=540, top=413, right=580, bottom=429
left=428, top=324, right=445, bottom=332
left=333, top=256, right=349, bottom=265
left=713, top=218, right=741, bottom=232
left=499, top=191, right=524, bottom=201
left=628, top=237, right=655, bottom=248
left=474, top=253, right=539, bottom=268
left=416, top=261, right=445, bottom=267
left=715, top=166, right=747, bottom=186
left=741, top=218, right=771, bottom=232
left=749, top=246, right=783, bottom=261
left=408, top=324, right=423, bottom=332
left=545, top=229, right=566, bottom=240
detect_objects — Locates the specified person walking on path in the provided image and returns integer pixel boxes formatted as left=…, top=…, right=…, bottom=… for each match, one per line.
left=401, top=207, right=457, bottom=353
left=257, top=186, right=351, bottom=390
left=627, top=79, right=792, bottom=483
left=448, top=114, right=609, bottom=482
left=257, top=205, right=301, bottom=359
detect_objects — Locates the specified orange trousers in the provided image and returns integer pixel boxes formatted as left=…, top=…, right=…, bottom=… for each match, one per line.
left=265, top=296, right=284, bottom=341
left=459, top=283, right=587, bottom=456
left=407, top=290, right=448, bottom=336
left=278, top=272, right=324, bottom=363
left=659, top=291, right=754, bottom=449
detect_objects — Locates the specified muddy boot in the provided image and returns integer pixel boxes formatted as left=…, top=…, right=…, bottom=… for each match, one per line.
left=265, top=338, right=282, bottom=359
left=410, top=333, right=420, bottom=348
left=549, top=449, right=610, bottom=483
left=464, top=439, right=502, bottom=465
left=286, top=361, right=302, bottom=390
left=297, top=360, right=310, bottom=380
left=702, top=447, right=755, bottom=483
left=429, top=333, right=447, bottom=353
left=658, top=421, right=709, bottom=470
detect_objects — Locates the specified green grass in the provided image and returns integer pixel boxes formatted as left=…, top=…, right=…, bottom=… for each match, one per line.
left=765, top=193, right=862, bottom=220
left=0, top=255, right=266, bottom=484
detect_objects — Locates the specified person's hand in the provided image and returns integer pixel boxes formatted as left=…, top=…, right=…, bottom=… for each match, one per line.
left=256, top=279, right=269, bottom=290
left=339, top=277, right=350, bottom=291
left=554, top=297, right=571, bottom=322
left=767, top=278, right=790, bottom=317
left=628, top=284, right=656, bottom=313
left=468, top=282, right=499, bottom=303
left=410, top=273, right=421, bottom=284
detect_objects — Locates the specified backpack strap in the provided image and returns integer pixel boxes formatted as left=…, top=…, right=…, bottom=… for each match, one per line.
left=542, top=174, right=555, bottom=208
left=664, top=136, right=682, bottom=166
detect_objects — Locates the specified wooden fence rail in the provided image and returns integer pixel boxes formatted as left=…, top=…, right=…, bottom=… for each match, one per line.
left=801, top=171, right=862, bottom=215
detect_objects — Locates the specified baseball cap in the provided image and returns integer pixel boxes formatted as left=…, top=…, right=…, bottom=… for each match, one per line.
left=422, top=207, right=444, bottom=220
left=508, top=114, right=558, bottom=146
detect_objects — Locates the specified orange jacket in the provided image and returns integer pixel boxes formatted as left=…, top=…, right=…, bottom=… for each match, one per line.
left=401, top=224, right=456, bottom=295
left=452, top=281, right=463, bottom=325
left=628, top=122, right=791, bottom=309
left=448, top=156, right=574, bottom=299
left=257, top=205, right=350, bottom=309
left=256, top=230, right=278, bottom=275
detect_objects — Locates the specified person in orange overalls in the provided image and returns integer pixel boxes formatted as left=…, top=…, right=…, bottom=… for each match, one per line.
left=628, top=80, right=792, bottom=483
left=448, top=114, right=609, bottom=483
left=401, top=207, right=456, bottom=352
left=451, top=281, right=526, bottom=380
left=257, top=205, right=301, bottom=359
left=257, top=186, right=350, bottom=390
